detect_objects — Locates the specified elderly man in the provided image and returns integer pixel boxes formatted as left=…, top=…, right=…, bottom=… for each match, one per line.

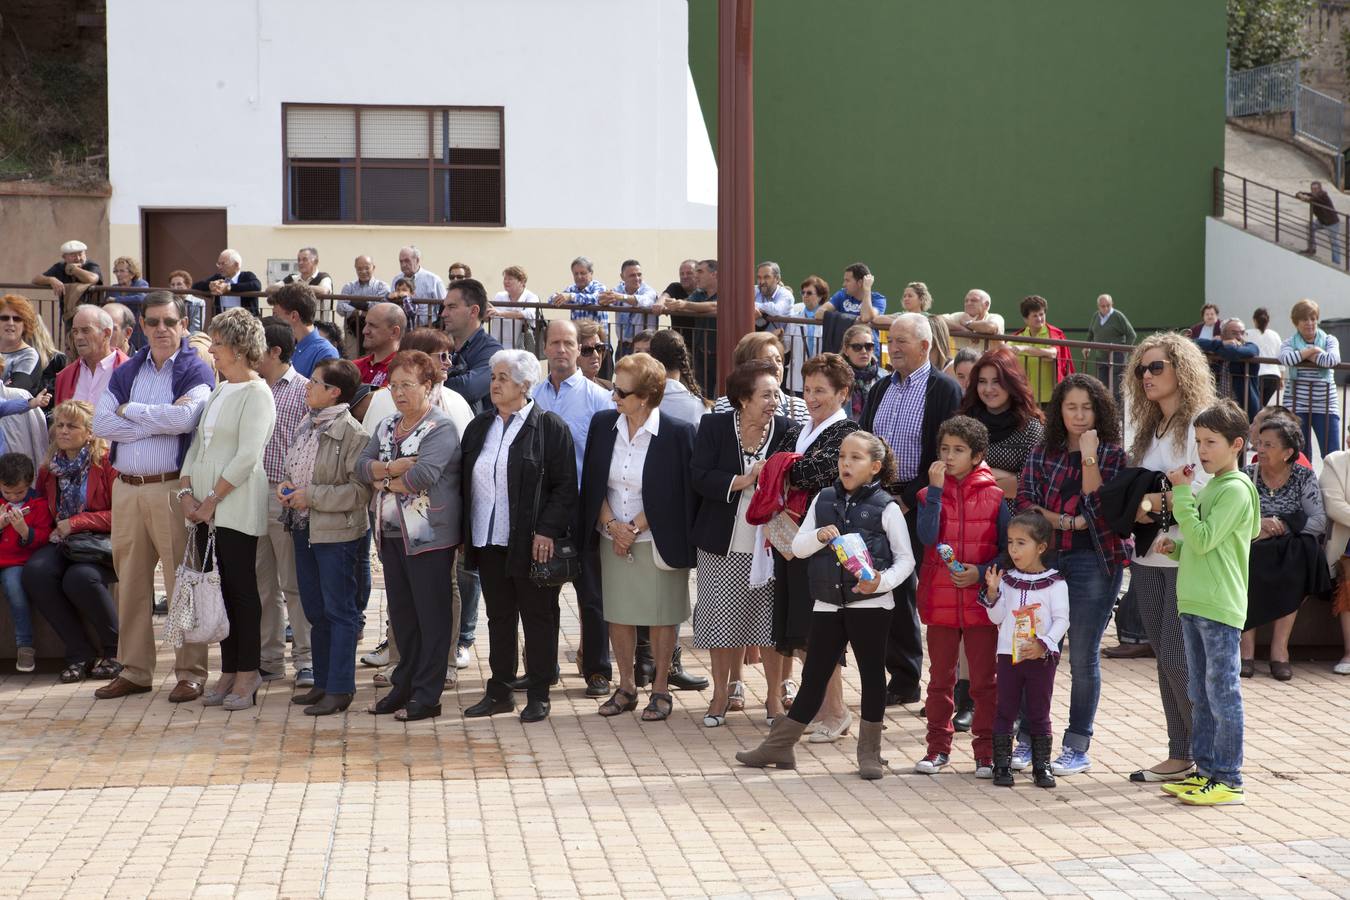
left=860, top=313, right=963, bottom=707
left=193, top=249, right=263, bottom=316
left=942, top=289, right=1006, bottom=351
left=1196, top=317, right=1262, bottom=419
left=753, top=260, right=794, bottom=333
left=33, top=239, right=103, bottom=321
left=664, top=259, right=719, bottom=393
left=575, top=319, right=612, bottom=390
left=397, top=246, right=446, bottom=328
left=442, top=278, right=503, bottom=414
left=549, top=257, right=609, bottom=324
left=102, top=303, right=136, bottom=353
left=599, top=259, right=658, bottom=356
left=354, top=302, right=405, bottom=387
left=1083, top=293, right=1137, bottom=388
left=274, top=247, right=334, bottom=324
left=92, top=291, right=215, bottom=702
left=338, top=255, right=390, bottom=357
left=55, top=305, right=127, bottom=405
left=256, top=319, right=314, bottom=687
left=270, top=283, right=338, bottom=377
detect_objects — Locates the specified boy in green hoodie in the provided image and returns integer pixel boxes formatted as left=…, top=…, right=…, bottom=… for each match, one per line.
left=1156, top=400, right=1260, bottom=807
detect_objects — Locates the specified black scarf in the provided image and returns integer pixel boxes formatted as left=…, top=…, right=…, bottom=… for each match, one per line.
left=976, top=406, right=1021, bottom=445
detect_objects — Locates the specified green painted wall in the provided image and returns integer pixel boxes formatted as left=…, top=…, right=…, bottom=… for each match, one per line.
left=688, top=1, right=1226, bottom=332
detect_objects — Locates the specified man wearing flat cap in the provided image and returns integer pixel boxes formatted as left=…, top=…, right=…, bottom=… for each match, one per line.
left=33, top=240, right=103, bottom=321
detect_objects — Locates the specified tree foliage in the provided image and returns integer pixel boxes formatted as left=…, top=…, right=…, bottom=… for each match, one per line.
left=1227, top=0, right=1315, bottom=70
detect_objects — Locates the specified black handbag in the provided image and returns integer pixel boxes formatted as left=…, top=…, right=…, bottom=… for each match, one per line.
left=61, top=531, right=114, bottom=568
left=527, top=428, right=582, bottom=587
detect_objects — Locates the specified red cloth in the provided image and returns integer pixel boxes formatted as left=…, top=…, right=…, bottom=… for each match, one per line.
left=746, top=451, right=809, bottom=525
left=917, top=464, right=1004, bottom=628
left=925, top=623, right=999, bottom=759
left=0, top=491, right=53, bottom=567
left=37, top=454, right=116, bottom=534
left=54, top=350, right=129, bottom=406
left=355, top=350, right=396, bottom=387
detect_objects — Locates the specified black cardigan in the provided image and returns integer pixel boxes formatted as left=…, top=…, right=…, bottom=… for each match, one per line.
left=860, top=367, right=964, bottom=508
left=459, top=404, right=577, bottom=571
left=579, top=409, right=699, bottom=569
left=193, top=271, right=263, bottom=316
left=690, top=412, right=799, bottom=555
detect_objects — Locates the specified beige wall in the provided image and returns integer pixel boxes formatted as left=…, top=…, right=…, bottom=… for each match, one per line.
left=1, top=188, right=110, bottom=287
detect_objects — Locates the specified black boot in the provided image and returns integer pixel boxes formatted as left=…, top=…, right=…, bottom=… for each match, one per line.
left=666, top=646, right=709, bottom=691
left=634, top=631, right=655, bottom=688
left=1031, top=735, right=1056, bottom=788
left=951, top=679, right=973, bottom=733
left=992, top=734, right=1014, bottom=787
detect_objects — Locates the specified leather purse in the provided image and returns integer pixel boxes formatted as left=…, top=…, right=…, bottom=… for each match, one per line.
left=526, top=429, right=582, bottom=587
left=60, top=531, right=113, bottom=568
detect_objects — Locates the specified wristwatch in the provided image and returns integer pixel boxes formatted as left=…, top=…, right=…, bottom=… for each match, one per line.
left=1059, top=513, right=1071, bottom=531
left=204, top=489, right=218, bottom=502
left=1082, top=455, right=1097, bottom=467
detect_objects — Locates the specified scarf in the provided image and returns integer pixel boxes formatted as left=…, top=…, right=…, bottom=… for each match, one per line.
left=1289, top=328, right=1333, bottom=383
left=48, top=445, right=91, bottom=522
left=976, top=406, right=1022, bottom=446
left=847, top=360, right=880, bottom=420
left=283, top=404, right=349, bottom=528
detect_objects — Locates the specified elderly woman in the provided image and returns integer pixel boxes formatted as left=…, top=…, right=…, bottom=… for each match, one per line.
left=580, top=353, right=698, bottom=722
left=691, top=359, right=799, bottom=726
left=111, top=256, right=149, bottom=323
left=960, top=348, right=1046, bottom=499
left=1188, top=303, right=1221, bottom=341
left=178, top=308, right=276, bottom=711
left=460, top=350, right=577, bottom=724
left=1119, top=332, right=1215, bottom=784
left=1241, top=416, right=1328, bottom=681
left=841, top=323, right=882, bottom=423
left=23, top=400, right=119, bottom=683
left=1012, top=295, right=1074, bottom=406
left=712, top=332, right=810, bottom=426
left=1280, top=298, right=1342, bottom=457
left=278, top=359, right=371, bottom=716
left=650, top=329, right=710, bottom=429
left=0, top=295, right=47, bottom=396
left=356, top=350, right=462, bottom=722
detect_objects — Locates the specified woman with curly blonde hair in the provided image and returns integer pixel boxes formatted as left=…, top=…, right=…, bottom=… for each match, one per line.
left=1120, top=331, right=1216, bottom=786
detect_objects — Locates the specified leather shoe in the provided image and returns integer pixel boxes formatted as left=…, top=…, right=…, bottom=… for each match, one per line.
left=464, top=695, right=515, bottom=717
left=886, top=686, right=921, bottom=707
left=368, top=692, right=409, bottom=715
left=292, top=687, right=326, bottom=706
left=509, top=667, right=560, bottom=691
left=396, top=700, right=441, bottom=721
left=634, top=657, right=655, bottom=688
left=94, top=676, right=151, bottom=700
left=168, top=680, right=203, bottom=703
left=520, top=699, right=551, bottom=723
left=1103, top=642, right=1155, bottom=660
left=584, top=673, right=611, bottom=698
left=667, top=648, right=708, bottom=691
left=304, top=693, right=353, bottom=716
left=1270, top=660, right=1294, bottom=681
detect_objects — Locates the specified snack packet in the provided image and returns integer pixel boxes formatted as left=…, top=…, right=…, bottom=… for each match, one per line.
left=1011, top=602, right=1041, bottom=664
left=936, top=543, right=964, bottom=574
left=830, top=533, right=877, bottom=583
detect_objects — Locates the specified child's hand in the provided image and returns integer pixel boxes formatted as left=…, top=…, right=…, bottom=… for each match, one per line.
left=1154, top=535, right=1176, bottom=555
left=951, top=565, right=980, bottom=588
left=1167, top=465, right=1194, bottom=486
left=853, top=574, right=882, bottom=595
left=816, top=525, right=840, bottom=544
left=984, top=564, right=1002, bottom=597
left=927, top=460, right=947, bottom=488
left=1018, top=640, right=1047, bottom=661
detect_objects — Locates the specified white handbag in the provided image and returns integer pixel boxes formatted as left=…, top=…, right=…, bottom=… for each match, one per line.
left=166, top=526, right=230, bottom=648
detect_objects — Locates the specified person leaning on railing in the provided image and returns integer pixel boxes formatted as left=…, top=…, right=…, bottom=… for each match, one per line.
left=1279, top=298, right=1342, bottom=457
left=1295, top=180, right=1342, bottom=265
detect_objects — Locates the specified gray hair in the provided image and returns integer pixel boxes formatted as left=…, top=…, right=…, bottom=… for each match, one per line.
left=399, top=246, right=421, bottom=262
left=490, top=349, right=540, bottom=393
left=1221, top=317, right=1246, bottom=334
left=298, top=246, right=319, bottom=260
left=756, top=261, right=781, bottom=279
left=73, top=304, right=114, bottom=332
left=221, top=248, right=242, bottom=266
left=571, top=256, right=594, bottom=273
left=894, top=312, right=932, bottom=346
left=966, top=288, right=991, bottom=308
left=102, top=302, right=135, bottom=330
left=207, top=307, right=267, bottom=367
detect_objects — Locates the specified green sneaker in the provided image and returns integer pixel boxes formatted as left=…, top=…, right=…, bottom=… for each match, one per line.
left=1161, top=775, right=1209, bottom=797
left=1177, top=779, right=1245, bottom=806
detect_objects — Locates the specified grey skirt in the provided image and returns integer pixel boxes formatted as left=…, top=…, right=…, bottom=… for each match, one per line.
left=599, top=539, right=691, bottom=627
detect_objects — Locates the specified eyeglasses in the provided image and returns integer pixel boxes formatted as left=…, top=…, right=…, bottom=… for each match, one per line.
left=579, top=345, right=603, bottom=357
left=612, top=385, right=636, bottom=400
left=388, top=381, right=424, bottom=393
left=309, top=379, right=333, bottom=390
left=1133, top=360, right=1171, bottom=379
left=0, top=315, right=22, bottom=323
left=436, top=351, right=453, bottom=363
left=848, top=342, right=875, bottom=353
left=144, top=317, right=180, bottom=329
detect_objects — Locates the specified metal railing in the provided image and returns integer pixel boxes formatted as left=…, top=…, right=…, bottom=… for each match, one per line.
left=1297, top=83, right=1348, bottom=152
left=1212, top=168, right=1350, bottom=270
left=1226, top=57, right=1300, bottom=117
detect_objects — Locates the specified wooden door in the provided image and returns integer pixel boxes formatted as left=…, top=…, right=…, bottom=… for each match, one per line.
left=140, top=209, right=227, bottom=288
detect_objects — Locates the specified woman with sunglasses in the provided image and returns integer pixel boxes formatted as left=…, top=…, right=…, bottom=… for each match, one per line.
left=840, top=324, right=882, bottom=423
left=0, top=295, right=47, bottom=397
left=1121, top=332, right=1216, bottom=785
left=361, top=327, right=473, bottom=440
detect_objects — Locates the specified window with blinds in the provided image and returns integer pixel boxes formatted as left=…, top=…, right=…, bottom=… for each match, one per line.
left=283, top=104, right=504, bottom=226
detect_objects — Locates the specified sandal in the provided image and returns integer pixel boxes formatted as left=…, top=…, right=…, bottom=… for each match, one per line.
left=59, top=662, right=88, bottom=684
left=598, top=688, right=638, bottom=717
left=641, top=691, right=673, bottom=722
left=89, top=658, right=122, bottom=680
left=780, top=679, right=798, bottom=710
left=703, top=699, right=731, bottom=728
left=373, top=672, right=391, bottom=687
left=727, top=681, right=746, bottom=712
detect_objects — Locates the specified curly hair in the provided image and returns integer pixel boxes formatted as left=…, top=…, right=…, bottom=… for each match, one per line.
left=1044, top=373, right=1121, bottom=451
left=207, top=307, right=267, bottom=368
left=801, top=352, right=855, bottom=394
left=959, top=348, right=1044, bottom=429
left=1123, top=331, right=1216, bottom=463
left=938, top=415, right=990, bottom=455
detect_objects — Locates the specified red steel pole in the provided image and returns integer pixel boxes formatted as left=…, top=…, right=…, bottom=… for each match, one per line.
left=715, top=0, right=754, bottom=394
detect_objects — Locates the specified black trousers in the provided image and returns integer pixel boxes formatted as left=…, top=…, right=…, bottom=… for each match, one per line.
left=576, top=546, right=612, bottom=679
left=790, top=606, right=893, bottom=724
left=195, top=524, right=261, bottom=673
left=382, top=539, right=456, bottom=706
left=23, top=543, right=117, bottom=665
left=884, top=506, right=924, bottom=697
left=477, top=547, right=561, bottom=702
left=1258, top=374, right=1281, bottom=408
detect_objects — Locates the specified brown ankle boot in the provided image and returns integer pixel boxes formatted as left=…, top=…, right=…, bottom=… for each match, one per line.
left=735, top=717, right=808, bottom=769
left=856, top=719, right=887, bottom=780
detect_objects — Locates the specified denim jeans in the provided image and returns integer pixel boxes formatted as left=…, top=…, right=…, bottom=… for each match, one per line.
left=1299, top=411, right=1342, bottom=458
left=292, top=527, right=362, bottom=694
left=1180, top=614, right=1244, bottom=788
left=355, top=526, right=372, bottom=631
left=458, top=557, right=480, bottom=649
left=1, top=564, right=31, bottom=647
left=1311, top=218, right=1343, bottom=264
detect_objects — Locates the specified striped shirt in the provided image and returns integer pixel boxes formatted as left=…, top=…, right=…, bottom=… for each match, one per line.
left=872, top=362, right=930, bottom=483
left=554, top=279, right=609, bottom=324
left=92, top=351, right=211, bottom=476
left=264, top=367, right=309, bottom=484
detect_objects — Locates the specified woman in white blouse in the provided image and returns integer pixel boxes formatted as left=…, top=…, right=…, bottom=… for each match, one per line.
left=1246, top=307, right=1283, bottom=408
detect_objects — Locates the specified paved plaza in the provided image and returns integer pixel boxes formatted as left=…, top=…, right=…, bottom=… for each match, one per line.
left=0, top=569, right=1347, bottom=899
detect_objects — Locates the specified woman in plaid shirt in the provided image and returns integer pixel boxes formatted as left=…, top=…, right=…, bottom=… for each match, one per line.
left=1015, top=373, right=1131, bottom=777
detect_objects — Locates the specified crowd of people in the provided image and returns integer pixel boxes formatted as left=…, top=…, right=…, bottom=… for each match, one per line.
left=8, top=239, right=1350, bottom=806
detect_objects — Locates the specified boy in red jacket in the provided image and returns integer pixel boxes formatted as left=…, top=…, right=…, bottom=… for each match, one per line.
left=0, top=453, right=53, bottom=673
left=914, top=417, right=1009, bottom=776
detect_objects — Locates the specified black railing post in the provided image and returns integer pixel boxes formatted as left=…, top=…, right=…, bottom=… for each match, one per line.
left=1242, top=177, right=1249, bottom=229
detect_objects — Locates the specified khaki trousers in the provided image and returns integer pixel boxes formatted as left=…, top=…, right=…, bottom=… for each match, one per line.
left=257, top=489, right=312, bottom=674
left=110, top=478, right=208, bottom=686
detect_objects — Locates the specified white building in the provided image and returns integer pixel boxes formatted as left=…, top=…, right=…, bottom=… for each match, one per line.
left=106, top=0, right=716, bottom=297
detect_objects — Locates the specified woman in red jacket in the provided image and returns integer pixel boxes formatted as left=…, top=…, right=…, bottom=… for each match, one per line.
left=23, top=400, right=120, bottom=683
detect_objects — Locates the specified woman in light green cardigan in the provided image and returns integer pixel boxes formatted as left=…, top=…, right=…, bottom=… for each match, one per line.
left=178, top=309, right=276, bottom=711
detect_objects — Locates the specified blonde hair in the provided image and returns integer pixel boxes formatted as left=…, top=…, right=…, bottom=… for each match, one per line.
left=31, top=317, right=56, bottom=369
left=1124, top=332, right=1217, bottom=462
left=1291, top=298, right=1320, bottom=323
left=45, top=400, right=108, bottom=467
left=732, top=331, right=784, bottom=367
left=927, top=314, right=951, bottom=370
left=905, top=281, right=934, bottom=312
left=206, top=307, right=266, bottom=368
left=112, top=256, right=142, bottom=280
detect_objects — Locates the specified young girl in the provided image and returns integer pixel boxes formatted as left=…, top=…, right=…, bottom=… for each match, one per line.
left=983, top=512, right=1070, bottom=788
left=736, top=431, right=916, bottom=779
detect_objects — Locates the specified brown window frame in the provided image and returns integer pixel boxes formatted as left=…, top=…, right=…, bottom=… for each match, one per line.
left=281, top=102, right=505, bottom=227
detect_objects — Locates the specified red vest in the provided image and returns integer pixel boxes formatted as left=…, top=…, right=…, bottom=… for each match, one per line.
left=917, top=464, right=1003, bottom=628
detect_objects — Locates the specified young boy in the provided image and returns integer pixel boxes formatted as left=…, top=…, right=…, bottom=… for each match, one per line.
left=0, top=453, right=53, bottom=673
left=914, top=415, right=1010, bottom=775
left=1158, top=400, right=1261, bottom=806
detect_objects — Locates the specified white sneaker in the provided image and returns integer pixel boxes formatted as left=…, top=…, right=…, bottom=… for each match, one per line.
left=455, top=645, right=473, bottom=669
left=1334, top=659, right=1350, bottom=675
left=360, top=640, right=390, bottom=668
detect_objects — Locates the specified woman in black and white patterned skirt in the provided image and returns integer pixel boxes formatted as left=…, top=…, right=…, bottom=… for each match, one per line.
left=691, top=359, right=799, bottom=727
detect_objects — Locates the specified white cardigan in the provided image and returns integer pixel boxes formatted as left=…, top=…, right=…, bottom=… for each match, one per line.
left=1319, top=450, right=1350, bottom=577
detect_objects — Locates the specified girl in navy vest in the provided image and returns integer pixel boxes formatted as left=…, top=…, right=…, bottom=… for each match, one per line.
left=736, top=431, right=915, bottom=779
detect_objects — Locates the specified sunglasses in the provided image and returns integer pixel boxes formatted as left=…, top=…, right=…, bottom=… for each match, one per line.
left=144, top=317, right=180, bottom=329
left=612, top=385, right=636, bottom=400
left=848, top=342, right=875, bottom=353
left=1133, top=360, right=1171, bottom=379
left=579, top=345, right=603, bottom=357
left=436, top=351, right=453, bottom=363
left=0, top=315, right=22, bottom=323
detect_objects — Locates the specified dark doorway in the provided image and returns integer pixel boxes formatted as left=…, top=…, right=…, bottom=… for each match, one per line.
left=140, top=209, right=227, bottom=287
